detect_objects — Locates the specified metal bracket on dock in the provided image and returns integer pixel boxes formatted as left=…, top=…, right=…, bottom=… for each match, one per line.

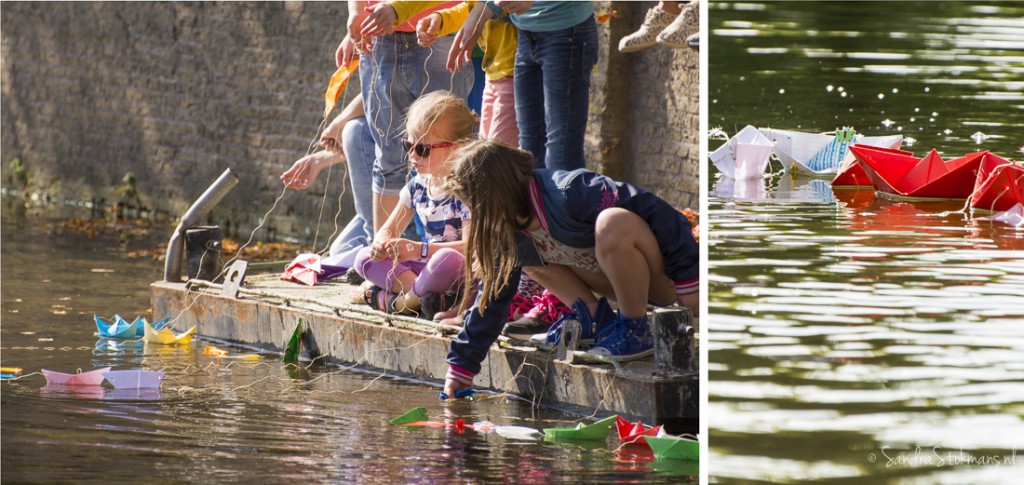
left=220, top=260, right=248, bottom=299
left=555, top=319, right=582, bottom=364
left=652, top=308, right=697, bottom=377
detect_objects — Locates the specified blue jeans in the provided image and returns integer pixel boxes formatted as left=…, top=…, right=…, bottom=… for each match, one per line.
left=514, top=16, right=598, bottom=171
left=329, top=117, right=375, bottom=255
left=360, top=32, right=474, bottom=197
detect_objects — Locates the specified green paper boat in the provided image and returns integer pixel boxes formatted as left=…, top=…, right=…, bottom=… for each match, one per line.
left=283, top=319, right=302, bottom=363
left=645, top=435, right=699, bottom=461
left=543, top=415, right=617, bottom=440
left=389, top=406, right=429, bottom=426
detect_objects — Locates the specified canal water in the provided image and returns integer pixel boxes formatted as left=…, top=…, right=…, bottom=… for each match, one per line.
left=0, top=206, right=695, bottom=483
left=709, top=1, right=1024, bottom=483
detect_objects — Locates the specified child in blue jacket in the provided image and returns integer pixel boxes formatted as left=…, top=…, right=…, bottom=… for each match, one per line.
left=440, top=140, right=698, bottom=397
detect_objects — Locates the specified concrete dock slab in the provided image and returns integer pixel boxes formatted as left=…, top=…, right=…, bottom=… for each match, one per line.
left=150, top=274, right=698, bottom=432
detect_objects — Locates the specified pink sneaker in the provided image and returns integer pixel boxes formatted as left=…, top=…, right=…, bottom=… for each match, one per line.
left=502, top=290, right=572, bottom=340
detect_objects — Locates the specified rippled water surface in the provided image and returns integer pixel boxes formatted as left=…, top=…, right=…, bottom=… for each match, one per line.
left=709, top=2, right=1024, bottom=483
left=1, top=206, right=694, bottom=483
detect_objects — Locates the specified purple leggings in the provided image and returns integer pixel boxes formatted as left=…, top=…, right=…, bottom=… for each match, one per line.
left=354, top=247, right=465, bottom=297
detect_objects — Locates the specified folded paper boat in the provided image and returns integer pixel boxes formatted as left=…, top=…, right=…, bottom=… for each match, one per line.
left=833, top=146, right=915, bottom=188
left=977, top=203, right=1024, bottom=228
left=760, top=127, right=903, bottom=177
left=42, top=367, right=112, bottom=386
left=143, top=321, right=197, bottom=346
left=615, top=416, right=662, bottom=447
left=849, top=145, right=986, bottom=199
left=102, top=370, right=165, bottom=389
left=709, top=125, right=774, bottom=180
left=138, top=317, right=170, bottom=337
left=95, top=315, right=140, bottom=339
left=645, top=434, right=700, bottom=461
left=543, top=415, right=617, bottom=440
left=970, top=153, right=1023, bottom=212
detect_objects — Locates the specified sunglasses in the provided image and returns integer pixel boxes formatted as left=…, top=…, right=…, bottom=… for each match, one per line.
left=402, top=139, right=455, bottom=157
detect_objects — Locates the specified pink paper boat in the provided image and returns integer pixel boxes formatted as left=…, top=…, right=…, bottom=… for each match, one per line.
left=970, top=153, right=1024, bottom=212
left=42, top=367, right=112, bottom=386
left=849, top=145, right=987, bottom=199
left=102, top=370, right=165, bottom=389
left=281, top=253, right=322, bottom=286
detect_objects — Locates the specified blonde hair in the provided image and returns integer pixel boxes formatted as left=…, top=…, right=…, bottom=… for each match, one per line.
left=444, top=139, right=534, bottom=313
left=405, top=91, right=476, bottom=142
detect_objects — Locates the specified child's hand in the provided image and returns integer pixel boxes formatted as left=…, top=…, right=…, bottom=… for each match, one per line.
left=416, top=14, right=441, bottom=47
left=336, top=33, right=359, bottom=67
left=444, top=377, right=472, bottom=400
left=320, top=116, right=346, bottom=154
left=281, top=152, right=335, bottom=190
left=360, top=3, right=397, bottom=39
left=371, top=238, right=419, bottom=263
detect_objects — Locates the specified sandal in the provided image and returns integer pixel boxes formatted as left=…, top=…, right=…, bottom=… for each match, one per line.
left=363, top=285, right=403, bottom=314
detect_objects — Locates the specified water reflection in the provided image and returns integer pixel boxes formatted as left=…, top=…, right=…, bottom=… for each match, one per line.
left=710, top=2, right=1024, bottom=481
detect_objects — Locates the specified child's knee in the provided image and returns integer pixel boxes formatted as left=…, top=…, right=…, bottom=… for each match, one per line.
left=595, top=208, right=645, bottom=251
left=429, top=247, right=466, bottom=271
left=353, top=247, right=374, bottom=277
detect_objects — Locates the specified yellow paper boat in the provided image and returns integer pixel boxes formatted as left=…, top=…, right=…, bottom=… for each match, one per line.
left=144, top=321, right=196, bottom=346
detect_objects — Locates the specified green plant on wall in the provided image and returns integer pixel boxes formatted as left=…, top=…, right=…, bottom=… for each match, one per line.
left=7, top=157, right=29, bottom=190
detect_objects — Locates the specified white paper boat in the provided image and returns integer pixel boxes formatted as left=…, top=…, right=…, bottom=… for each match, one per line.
left=102, top=370, right=166, bottom=389
left=977, top=203, right=1024, bottom=228
left=759, top=127, right=903, bottom=177
left=709, top=125, right=774, bottom=180
left=494, top=425, right=544, bottom=440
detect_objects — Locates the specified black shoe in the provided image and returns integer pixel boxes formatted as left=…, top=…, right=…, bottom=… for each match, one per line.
left=345, top=267, right=364, bottom=285
left=420, top=291, right=459, bottom=320
left=502, top=317, right=551, bottom=340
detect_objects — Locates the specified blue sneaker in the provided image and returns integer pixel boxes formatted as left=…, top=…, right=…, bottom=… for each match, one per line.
left=588, top=313, right=654, bottom=361
left=529, top=298, right=615, bottom=347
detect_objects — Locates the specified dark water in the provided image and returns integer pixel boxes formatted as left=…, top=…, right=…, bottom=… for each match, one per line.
left=709, top=2, right=1024, bottom=483
left=1, top=206, right=695, bottom=483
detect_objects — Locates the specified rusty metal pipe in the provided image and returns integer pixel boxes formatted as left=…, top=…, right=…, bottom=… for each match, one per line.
left=163, top=168, right=239, bottom=281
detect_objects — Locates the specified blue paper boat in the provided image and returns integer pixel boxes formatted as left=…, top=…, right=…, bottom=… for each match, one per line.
left=95, top=315, right=140, bottom=339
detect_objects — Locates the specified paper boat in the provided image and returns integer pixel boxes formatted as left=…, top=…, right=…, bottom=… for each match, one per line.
left=760, top=127, right=903, bottom=177
left=970, top=153, right=1023, bottom=212
left=495, top=425, right=544, bottom=440
left=95, top=315, right=140, bottom=339
left=283, top=319, right=302, bottom=363
left=977, top=203, right=1024, bottom=228
left=139, top=317, right=170, bottom=337
left=42, top=367, right=112, bottom=386
left=849, top=145, right=987, bottom=199
left=102, top=370, right=165, bottom=389
left=645, top=434, right=700, bottom=461
left=833, top=146, right=915, bottom=188
left=389, top=406, right=429, bottom=426
left=143, top=321, right=196, bottom=346
left=709, top=125, right=773, bottom=180
left=616, top=416, right=662, bottom=446
left=543, top=415, right=617, bottom=440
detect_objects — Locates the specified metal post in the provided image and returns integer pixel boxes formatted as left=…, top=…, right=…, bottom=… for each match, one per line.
left=652, top=308, right=697, bottom=376
left=164, top=168, right=239, bottom=281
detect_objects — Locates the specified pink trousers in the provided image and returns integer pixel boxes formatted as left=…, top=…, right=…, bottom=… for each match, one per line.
left=479, top=77, right=518, bottom=146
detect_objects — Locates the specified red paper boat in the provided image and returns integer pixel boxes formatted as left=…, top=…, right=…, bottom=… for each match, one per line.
left=833, top=145, right=915, bottom=187
left=615, top=416, right=662, bottom=447
left=970, top=153, right=1024, bottom=212
left=849, top=145, right=987, bottom=199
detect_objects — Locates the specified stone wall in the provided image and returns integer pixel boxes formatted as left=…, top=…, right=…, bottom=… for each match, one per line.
left=1, top=1, right=698, bottom=240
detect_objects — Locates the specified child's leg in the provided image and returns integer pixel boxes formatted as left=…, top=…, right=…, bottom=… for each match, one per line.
left=523, top=264, right=600, bottom=314
left=482, top=77, right=519, bottom=147
left=535, top=16, right=598, bottom=171
left=353, top=247, right=422, bottom=295
left=412, top=248, right=466, bottom=296
left=513, top=30, right=547, bottom=168
left=594, top=208, right=677, bottom=318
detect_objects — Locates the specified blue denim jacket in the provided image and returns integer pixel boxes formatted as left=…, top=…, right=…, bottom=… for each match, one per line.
left=447, top=169, right=699, bottom=375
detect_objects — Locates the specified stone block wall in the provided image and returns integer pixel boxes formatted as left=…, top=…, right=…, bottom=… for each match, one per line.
left=2, top=1, right=698, bottom=240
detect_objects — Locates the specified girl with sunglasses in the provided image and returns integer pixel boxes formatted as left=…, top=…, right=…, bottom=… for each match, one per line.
left=353, top=91, right=476, bottom=319
left=441, top=139, right=699, bottom=398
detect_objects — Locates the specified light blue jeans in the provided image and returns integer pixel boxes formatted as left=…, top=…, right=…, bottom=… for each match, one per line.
left=329, top=117, right=375, bottom=256
left=514, top=15, right=598, bottom=171
left=360, top=32, right=474, bottom=196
